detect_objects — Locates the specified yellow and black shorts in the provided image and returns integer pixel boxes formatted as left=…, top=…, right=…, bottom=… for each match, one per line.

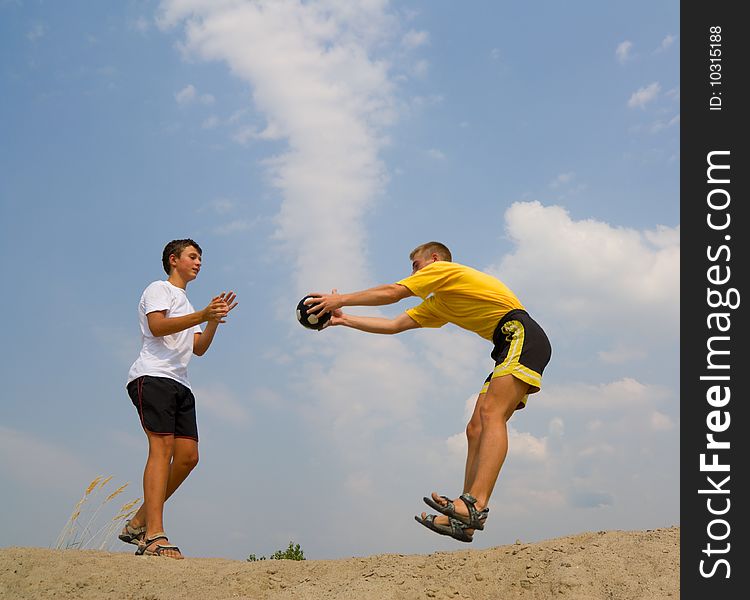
left=479, top=309, right=552, bottom=409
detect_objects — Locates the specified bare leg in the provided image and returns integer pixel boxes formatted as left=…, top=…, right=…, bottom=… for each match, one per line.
left=130, top=433, right=199, bottom=558
left=466, top=374, right=529, bottom=507
left=463, top=394, right=484, bottom=492
left=425, top=374, right=529, bottom=531
left=130, top=437, right=199, bottom=526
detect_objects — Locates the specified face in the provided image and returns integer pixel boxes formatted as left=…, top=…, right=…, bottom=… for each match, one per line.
left=411, top=251, right=438, bottom=274
left=170, top=245, right=202, bottom=281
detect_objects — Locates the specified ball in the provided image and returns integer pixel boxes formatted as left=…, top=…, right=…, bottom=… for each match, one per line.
left=296, top=295, right=331, bottom=330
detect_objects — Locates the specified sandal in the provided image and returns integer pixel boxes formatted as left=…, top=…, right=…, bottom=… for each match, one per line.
left=423, top=492, right=489, bottom=530
left=136, top=532, right=183, bottom=559
left=414, top=513, right=474, bottom=543
left=118, top=519, right=146, bottom=546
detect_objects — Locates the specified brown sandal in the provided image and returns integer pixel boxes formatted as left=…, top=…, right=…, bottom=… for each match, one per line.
left=136, top=532, right=183, bottom=558
left=118, top=519, right=146, bottom=546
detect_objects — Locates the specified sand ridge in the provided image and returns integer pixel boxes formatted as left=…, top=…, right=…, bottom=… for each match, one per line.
left=0, top=526, right=679, bottom=600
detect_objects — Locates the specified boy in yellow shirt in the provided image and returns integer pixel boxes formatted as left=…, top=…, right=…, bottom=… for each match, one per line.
left=307, top=241, right=552, bottom=542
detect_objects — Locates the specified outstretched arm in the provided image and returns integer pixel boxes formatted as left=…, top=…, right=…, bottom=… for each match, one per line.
left=306, top=283, right=413, bottom=315
left=330, top=311, right=420, bottom=335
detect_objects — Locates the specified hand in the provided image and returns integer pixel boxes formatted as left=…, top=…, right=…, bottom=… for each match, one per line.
left=319, top=310, right=343, bottom=330
left=220, top=291, right=239, bottom=317
left=306, top=289, right=342, bottom=316
left=204, top=291, right=238, bottom=323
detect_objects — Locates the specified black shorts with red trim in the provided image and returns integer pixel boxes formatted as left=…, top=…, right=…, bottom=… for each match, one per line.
left=127, top=375, right=199, bottom=441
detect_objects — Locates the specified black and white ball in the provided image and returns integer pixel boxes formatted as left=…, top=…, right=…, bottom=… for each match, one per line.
left=296, top=295, right=331, bottom=330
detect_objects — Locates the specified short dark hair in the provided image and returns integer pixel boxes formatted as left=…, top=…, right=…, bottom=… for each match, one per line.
left=409, top=241, right=452, bottom=262
left=162, top=239, right=202, bottom=274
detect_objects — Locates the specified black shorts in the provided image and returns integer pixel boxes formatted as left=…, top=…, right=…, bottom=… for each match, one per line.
left=127, top=376, right=199, bottom=441
left=480, top=309, right=552, bottom=408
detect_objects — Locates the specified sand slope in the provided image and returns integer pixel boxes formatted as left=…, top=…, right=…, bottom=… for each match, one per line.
left=0, top=527, right=678, bottom=600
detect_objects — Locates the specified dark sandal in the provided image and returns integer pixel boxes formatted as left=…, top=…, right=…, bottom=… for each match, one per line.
left=415, top=513, right=474, bottom=543
left=423, top=492, right=489, bottom=530
left=118, top=519, right=146, bottom=546
left=136, top=533, right=182, bottom=558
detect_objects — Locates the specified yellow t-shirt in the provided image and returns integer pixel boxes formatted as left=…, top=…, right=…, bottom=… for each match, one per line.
left=397, top=261, right=524, bottom=341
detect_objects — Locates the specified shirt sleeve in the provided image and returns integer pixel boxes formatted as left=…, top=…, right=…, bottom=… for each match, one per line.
left=396, top=263, right=453, bottom=299
left=405, top=297, right=448, bottom=329
left=142, top=282, right=172, bottom=315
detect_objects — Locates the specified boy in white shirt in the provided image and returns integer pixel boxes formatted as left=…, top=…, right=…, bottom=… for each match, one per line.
left=120, top=239, right=238, bottom=558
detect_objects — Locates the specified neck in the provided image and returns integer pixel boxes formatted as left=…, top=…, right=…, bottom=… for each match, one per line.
left=167, top=272, right=188, bottom=289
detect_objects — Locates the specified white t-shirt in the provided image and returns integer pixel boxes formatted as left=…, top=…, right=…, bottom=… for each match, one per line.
left=127, top=280, right=203, bottom=389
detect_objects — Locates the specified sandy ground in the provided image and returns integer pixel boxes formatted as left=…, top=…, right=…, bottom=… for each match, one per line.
left=0, top=526, right=678, bottom=600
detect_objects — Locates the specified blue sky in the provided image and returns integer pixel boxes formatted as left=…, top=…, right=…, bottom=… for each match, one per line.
left=1, top=0, right=679, bottom=560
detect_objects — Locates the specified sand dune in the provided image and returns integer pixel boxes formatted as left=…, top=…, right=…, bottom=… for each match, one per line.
left=1, top=526, right=678, bottom=600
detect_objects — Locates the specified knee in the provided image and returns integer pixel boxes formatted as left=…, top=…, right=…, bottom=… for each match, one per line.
left=148, top=435, right=176, bottom=459
left=179, top=450, right=199, bottom=471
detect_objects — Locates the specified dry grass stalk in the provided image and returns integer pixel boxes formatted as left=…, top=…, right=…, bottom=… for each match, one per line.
left=54, top=476, right=103, bottom=549
left=105, top=483, right=129, bottom=503
left=55, top=476, right=141, bottom=551
left=98, top=501, right=141, bottom=551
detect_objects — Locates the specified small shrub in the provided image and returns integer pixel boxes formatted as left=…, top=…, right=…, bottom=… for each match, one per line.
left=247, top=541, right=305, bottom=562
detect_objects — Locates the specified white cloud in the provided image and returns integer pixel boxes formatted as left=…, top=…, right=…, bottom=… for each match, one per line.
left=655, top=34, right=676, bottom=53
left=536, top=378, right=671, bottom=411
left=445, top=431, right=467, bottom=462
left=549, top=171, right=575, bottom=189
left=615, top=40, right=632, bottom=64
left=628, top=82, right=660, bottom=108
left=650, top=114, right=680, bottom=133
left=418, top=329, right=487, bottom=395
left=487, top=202, right=679, bottom=339
left=175, top=83, right=214, bottom=105
left=175, top=83, right=197, bottom=104
left=649, top=410, right=675, bottom=431
left=231, top=126, right=258, bottom=145
left=159, top=0, right=398, bottom=292
left=401, top=29, right=428, bottom=49
left=510, top=427, right=548, bottom=462
left=427, top=148, right=446, bottom=160
left=548, top=417, right=565, bottom=436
